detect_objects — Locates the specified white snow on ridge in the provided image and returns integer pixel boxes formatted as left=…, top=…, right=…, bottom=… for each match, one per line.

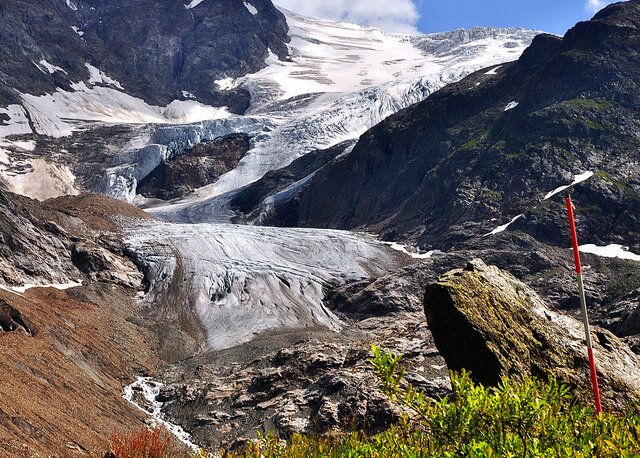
left=86, top=63, right=123, bottom=89
left=484, top=65, right=502, bottom=75
left=0, top=281, right=82, bottom=295
left=0, top=105, right=32, bottom=137
left=71, top=26, right=84, bottom=36
left=504, top=101, right=519, bottom=111
left=19, top=81, right=231, bottom=138
left=544, top=171, right=594, bottom=200
left=37, top=59, right=67, bottom=75
left=215, top=77, right=236, bottom=90
left=244, top=1, right=258, bottom=15
left=184, top=0, right=205, bottom=9
left=485, top=213, right=524, bottom=236
left=579, top=244, right=640, bottom=262
left=385, top=242, right=435, bottom=259
left=126, top=222, right=401, bottom=350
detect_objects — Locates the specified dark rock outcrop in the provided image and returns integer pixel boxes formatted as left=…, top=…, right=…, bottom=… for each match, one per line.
left=423, top=259, right=640, bottom=411
left=0, top=299, right=33, bottom=335
left=137, top=133, right=251, bottom=200
left=230, top=141, right=354, bottom=223
left=0, top=0, right=289, bottom=113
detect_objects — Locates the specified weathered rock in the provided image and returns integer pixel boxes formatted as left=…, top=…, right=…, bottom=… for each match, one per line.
left=137, top=134, right=252, bottom=200
left=71, top=242, right=143, bottom=288
left=0, top=299, right=33, bottom=335
left=424, top=259, right=640, bottom=411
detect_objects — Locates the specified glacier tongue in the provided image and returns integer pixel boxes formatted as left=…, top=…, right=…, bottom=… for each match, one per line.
left=140, top=14, right=538, bottom=221
left=126, top=221, right=402, bottom=350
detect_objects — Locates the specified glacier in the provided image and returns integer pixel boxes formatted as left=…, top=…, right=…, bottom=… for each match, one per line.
left=0, top=9, right=541, bottom=350
left=125, top=221, right=403, bottom=350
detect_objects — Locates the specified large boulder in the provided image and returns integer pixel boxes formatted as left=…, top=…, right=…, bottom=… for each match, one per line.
left=423, top=259, right=640, bottom=411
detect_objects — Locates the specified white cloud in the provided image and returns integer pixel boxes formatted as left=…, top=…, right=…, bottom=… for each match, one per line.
left=585, top=0, right=618, bottom=13
left=273, top=0, right=421, bottom=34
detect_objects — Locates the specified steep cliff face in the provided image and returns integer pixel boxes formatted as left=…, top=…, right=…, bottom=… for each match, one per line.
left=275, top=1, right=640, bottom=254
left=0, top=0, right=289, bottom=112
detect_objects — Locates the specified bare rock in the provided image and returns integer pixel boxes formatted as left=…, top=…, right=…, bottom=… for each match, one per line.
left=424, top=259, right=640, bottom=411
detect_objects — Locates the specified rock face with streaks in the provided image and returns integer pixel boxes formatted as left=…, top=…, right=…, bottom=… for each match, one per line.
left=423, top=259, right=640, bottom=411
left=0, top=0, right=289, bottom=112
left=137, top=134, right=252, bottom=200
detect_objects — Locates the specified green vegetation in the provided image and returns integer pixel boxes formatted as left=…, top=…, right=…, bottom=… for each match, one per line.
left=564, top=98, right=614, bottom=111
left=109, top=347, right=640, bottom=457
left=596, top=171, right=634, bottom=193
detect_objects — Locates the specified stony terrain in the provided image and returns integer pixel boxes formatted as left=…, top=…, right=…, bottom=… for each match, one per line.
left=424, top=259, right=640, bottom=411
left=0, top=0, right=639, bottom=455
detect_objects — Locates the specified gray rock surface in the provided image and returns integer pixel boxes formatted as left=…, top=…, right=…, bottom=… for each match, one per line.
left=424, top=259, right=640, bottom=411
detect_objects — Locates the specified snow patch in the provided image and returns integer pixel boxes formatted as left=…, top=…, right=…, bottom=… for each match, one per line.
left=484, top=65, right=502, bottom=75
left=85, top=63, right=124, bottom=89
left=385, top=242, right=436, bottom=259
left=543, top=171, right=594, bottom=200
left=123, top=377, right=201, bottom=452
left=65, top=0, right=77, bottom=10
left=244, top=1, right=258, bottom=15
left=579, top=244, right=640, bottom=262
left=71, top=26, right=84, bottom=36
left=181, top=90, right=195, bottom=99
left=19, top=83, right=231, bottom=138
left=37, top=59, right=67, bottom=75
left=215, top=77, right=236, bottom=91
left=0, top=281, right=82, bottom=295
left=485, top=214, right=524, bottom=236
left=504, top=101, right=519, bottom=111
left=184, top=0, right=205, bottom=9
left=0, top=105, right=32, bottom=137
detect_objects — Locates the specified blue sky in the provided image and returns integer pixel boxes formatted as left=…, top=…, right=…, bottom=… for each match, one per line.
left=417, top=0, right=617, bottom=34
left=274, top=0, right=622, bottom=35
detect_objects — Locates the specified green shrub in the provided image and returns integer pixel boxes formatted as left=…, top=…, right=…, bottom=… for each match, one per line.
left=240, top=345, right=640, bottom=457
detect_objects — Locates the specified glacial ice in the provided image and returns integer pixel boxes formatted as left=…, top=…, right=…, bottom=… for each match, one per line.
left=125, top=222, right=402, bottom=350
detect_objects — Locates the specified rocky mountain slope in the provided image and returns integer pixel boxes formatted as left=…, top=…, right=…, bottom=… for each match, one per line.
left=260, top=1, right=640, bottom=256
left=2, top=0, right=640, bottom=455
left=0, top=0, right=288, bottom=116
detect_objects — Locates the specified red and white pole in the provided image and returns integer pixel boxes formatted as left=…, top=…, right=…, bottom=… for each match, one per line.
left=566, top=195, right=602, bottom=414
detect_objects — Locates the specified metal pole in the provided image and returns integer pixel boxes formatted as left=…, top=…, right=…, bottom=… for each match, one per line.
left=566, top=195, right=602, bottom=414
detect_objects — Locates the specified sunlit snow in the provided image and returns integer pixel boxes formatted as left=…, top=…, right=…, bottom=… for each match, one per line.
left=543, top=171, right=594, bottom=200
left=579, top=244, right=640, bottom=262
left=36, top=59, right=67, bottom=75
left=184, top=0, right=205, bottom=9
left=504, top=100, right=519, bottom=111
left=485, top=214, right=524, bottom=236
left=244, top=1, right=258, bottom=15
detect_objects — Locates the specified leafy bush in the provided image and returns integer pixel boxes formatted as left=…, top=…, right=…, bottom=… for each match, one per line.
left=111, top=346, right=640, bottom=457
left=109, top=426, right=211, bottom=458
left=238, top=345, right=640, bottom=457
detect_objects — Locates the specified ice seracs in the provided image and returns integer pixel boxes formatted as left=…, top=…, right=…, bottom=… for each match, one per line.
left=125, top=222, right=401, bottom=350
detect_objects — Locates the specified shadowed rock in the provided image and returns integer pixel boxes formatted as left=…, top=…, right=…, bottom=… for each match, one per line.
left=423, top=259, right=640, bottom=411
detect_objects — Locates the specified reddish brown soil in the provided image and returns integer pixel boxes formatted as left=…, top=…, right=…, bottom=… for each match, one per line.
left=0, top=272, right=159, bottom=457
